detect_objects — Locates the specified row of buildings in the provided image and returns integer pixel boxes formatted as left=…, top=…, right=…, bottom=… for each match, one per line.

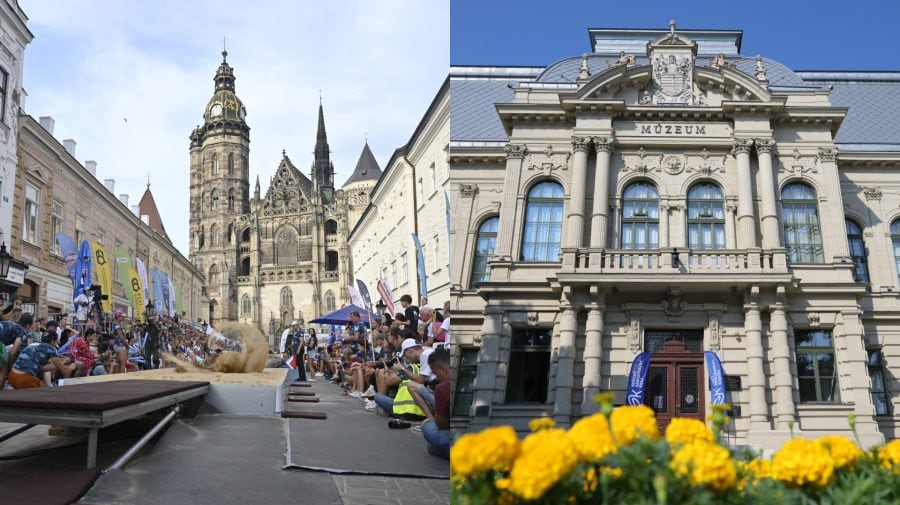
left=447, top=24, right=900, bottom=449
left=0, top=0, right=205, bottom=322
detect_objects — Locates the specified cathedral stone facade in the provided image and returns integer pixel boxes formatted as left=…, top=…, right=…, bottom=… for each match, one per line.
left=189, top=51, right=380, bottom=333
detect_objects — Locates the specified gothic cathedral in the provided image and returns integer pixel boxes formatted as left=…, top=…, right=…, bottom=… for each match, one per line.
left=188, top=50, right=381, bottom=333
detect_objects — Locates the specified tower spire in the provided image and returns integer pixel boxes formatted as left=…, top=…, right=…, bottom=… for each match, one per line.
left=312, top=98, right=334, bottom=199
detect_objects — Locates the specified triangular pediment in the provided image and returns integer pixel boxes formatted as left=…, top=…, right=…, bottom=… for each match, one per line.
left=262, top=153, right=312, bottom=212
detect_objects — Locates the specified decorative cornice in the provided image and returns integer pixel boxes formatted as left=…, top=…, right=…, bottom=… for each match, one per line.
left=571, top=136, right=592, bottom=153
left=731, top=138, right=754, bottom=155
left=754, top=137, right=775, bottom=154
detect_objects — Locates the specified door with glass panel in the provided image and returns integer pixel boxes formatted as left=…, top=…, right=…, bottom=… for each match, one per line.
left=643, top=330, right=705, bottom=432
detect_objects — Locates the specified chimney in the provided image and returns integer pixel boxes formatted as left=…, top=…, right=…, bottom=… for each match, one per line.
left=63, top=139, right=76, bottom=156
left=84, top=160, right=97, bottom=176
left=119, top=194, right=129, bottom=206
left=131, top=205, right=140, bottom=216
left=38, top=116, right=55, bottom=135
left=104, top=178, right=115, bottom=193
left=141, top=215, right=150, bottom=225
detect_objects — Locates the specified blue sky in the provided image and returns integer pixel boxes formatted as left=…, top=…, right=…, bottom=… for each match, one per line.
left=21, top=0, right=449, bottom=255
left=451, top=0, right=900, bottom=70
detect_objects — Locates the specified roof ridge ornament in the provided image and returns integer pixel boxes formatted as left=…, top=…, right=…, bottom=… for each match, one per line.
left=577, top=54, right=591, bottom=80
left=755, top=55, right=769, bottom=83
left=710, top=53, right=737, bottom=69
left=607, top=51, right=636, bottom=68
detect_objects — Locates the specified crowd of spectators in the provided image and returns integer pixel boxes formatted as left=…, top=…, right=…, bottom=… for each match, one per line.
left=281, top=295, right=452, bottom=460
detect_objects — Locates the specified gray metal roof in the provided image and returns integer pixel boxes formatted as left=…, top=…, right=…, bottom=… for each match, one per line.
left=450, top=78, right=517, bottom=141
left=342, top=142, right=382, bottom=187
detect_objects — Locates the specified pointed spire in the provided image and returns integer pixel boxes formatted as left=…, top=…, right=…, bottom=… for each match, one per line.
left=312, top=99, right=333, bottom=190
left=343, top=141, right=382, bottom=187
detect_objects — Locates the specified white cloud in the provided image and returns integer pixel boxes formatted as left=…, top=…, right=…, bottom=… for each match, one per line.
left=20, top=0, right=449, bottom=254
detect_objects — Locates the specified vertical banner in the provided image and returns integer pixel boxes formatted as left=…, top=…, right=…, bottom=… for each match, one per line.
left=150, top=269, right=164, bottom=315
left=55, top=234, right=78, bottom=285
left=135, top=257, right=151, bottom=304
left=704, top=351, right=727, bottom=405
left=626, top=351, right=652, bottom=406
left=356, top=279, right=374, bottom=324
left=376, top=278, right=395, bottom=316
left=346, top=285, right=364, bottom=309
left=92, top=242, right=114, bottom=313
left=444, top=191, right=452, bottom=272
left=115, top=247, right=132, bottom=303
left=174, top=282, right=183, bottom=316
left=167, top=278, right=177, bottom=317
left=411, top=233, right=428, bottom=298
left=160, top=272, right=172, bottom=316
left=74, top=241, right=93, bottom=300
left=128, top=267, right=145, bottom=322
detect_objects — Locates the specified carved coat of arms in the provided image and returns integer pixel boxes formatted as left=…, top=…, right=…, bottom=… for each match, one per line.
left=652, top=54, right=693, bottom=105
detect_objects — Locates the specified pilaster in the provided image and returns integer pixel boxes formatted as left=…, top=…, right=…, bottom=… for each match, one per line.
left=768, top=288, right=795, bottom=428
left=744, top=287, right=770, bottom=431
left=580, top=288, right=606, bottom=415
left=733, top=138, right=758, bottom=249
left=755, top=138, right=781, bottom=249
left=553, top=301, right=579, bottom=426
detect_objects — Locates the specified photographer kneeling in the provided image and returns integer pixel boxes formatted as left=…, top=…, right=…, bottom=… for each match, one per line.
left=8, top=330, right=79, bottom=388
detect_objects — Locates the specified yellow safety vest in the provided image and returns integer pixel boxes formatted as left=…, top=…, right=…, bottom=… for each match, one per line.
left=392, top=364, right=425, bottom=417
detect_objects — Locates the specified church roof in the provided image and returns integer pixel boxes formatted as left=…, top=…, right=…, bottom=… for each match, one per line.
left=139, top=185, right=171, bottom=243
left=342, top=142, right=382, bottom=187
left=262, top=151, right=313, bottom=207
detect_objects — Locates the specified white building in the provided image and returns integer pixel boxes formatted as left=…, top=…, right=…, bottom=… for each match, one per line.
left=449, top=24, right=900, bottom=450
left=349, top=80, right=450, bottom=309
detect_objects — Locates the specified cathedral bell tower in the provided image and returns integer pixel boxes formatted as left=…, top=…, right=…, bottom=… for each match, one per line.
left=188, top=49, right=251, bottom=324
left=311, top=102, right=335, bottom=203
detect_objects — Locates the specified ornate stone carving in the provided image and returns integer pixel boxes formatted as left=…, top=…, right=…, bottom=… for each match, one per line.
left=710, top=53, right=736, bottom=69
left=687, top=148, right=727, bottom=176
left=863, top=187, right=883, bottom=201
left=571, top=136, right=592, bottom=153
left=651, top=52, right=694, bottom=105
left=731, top=138, right=754, bottom=155
left=778, top=148, right=818, bottom=176
left=626, top=312, right=642, bottom=354
left=808, top=312, right=820, bottom=327
left=608, top=51, right=636, bottom=68
left=707, top=311, right=722, bottom=351
left=754, top=55, right=768, bottom=82
left=817, top=147, right=838, bottom=163
left=459, top=184, right=479, bottom=197
left=661, top=289, right=687, bottom=318
left=505, top=144, right=527, bottom=159
left=638, top=89, right=652, bottom=105
left=592, top=136, right=615, bottom=153
left=621, top=147, right=661, bottom=175
left=525, top=144, right=570, bottom=173
left=577, top=54, right=591, bottom=80
left=754, top=138, right=775, bottom=154
left=527, top=311, right=539, bottom=327
left=662, top=155, right=684, bottom=175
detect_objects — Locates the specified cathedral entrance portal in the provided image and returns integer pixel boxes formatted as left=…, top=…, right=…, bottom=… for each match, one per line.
left=643, top=330, right=705, bottom=433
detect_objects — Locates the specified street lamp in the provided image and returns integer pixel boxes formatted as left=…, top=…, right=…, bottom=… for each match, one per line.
left=0, top=243, right=11, bottom=279
left=375, top=299, right=386, bottom=314
left=146, top=300, right=156, bottom=320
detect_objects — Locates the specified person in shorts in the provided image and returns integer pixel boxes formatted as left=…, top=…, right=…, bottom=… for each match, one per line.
left=9, top=330, right=78, bottom=388
left=112, top=310, right=129, bottom=373
left=305, top=328, right=319, bottom=379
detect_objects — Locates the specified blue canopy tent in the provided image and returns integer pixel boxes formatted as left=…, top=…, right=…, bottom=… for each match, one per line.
left=309, top=304, right=380, bottom=327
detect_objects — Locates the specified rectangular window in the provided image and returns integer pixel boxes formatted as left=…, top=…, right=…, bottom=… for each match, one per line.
left=0, top=68, right=8, bottom=123
left=452, top=349, right=479, bottom=417
left=75, top=215, right=85, bottom=246
left=505, top=328, right=552, bottom=404
left=97, top=228, right=105, bottom=245
left=400, top=252, right=408, bottom=284
left=795, top=329, right=840, bottom=403
left=51, top=200, right=64, bottom=255
left=23, top=183, right=39, bottom=244
left=868, top=349, right=891, bottom=416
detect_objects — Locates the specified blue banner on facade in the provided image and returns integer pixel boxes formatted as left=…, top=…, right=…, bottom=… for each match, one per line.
left=74, top=240, right=93, bottom=299
left=704, top=350, right=727, bottom=405
left=55, top=233, right=78, bottom=285
left=626, top=351, right=652, bottom=406
left=411, top=233, right=428, bottom=297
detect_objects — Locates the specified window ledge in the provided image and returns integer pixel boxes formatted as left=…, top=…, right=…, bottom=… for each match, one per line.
left=796, top=403, right=855, bottom=412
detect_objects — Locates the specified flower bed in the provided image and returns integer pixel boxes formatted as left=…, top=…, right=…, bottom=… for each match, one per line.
left=450, top=396, right=900, bottom=504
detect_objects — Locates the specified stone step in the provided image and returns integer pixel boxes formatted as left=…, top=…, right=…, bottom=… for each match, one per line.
left=281, top=411, right=327, bottom=420
left=288, top=396, right=320, bottom=403
left=288, top=391, right=316, bottom=397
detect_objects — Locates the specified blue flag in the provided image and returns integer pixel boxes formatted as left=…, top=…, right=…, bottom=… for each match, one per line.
left=150, top=269, right=164, bottom=315
left=626, top=352, right=652, bottom=406
left=74, top=241, right=93, bottom=299
left=55, top=233, right=78, bottom=284
left=356, top=279, right=373, bottom=311
left=411, top=233, right=428, bottom=298
left=704, top=351, right=727, bottom=405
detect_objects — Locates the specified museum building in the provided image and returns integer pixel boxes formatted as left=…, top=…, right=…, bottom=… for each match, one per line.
left=448, top=24, right=900, bottom=449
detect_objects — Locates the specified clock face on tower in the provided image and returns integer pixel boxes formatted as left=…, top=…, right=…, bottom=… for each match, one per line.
left=210, top=103, right=223, bottom=117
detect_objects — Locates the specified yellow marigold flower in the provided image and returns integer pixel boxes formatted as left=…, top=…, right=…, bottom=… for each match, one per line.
left=601, top=466, right=624, bottom=478
left=665, top=418, right=714, bottom=446
left=450, top=426, right=520, bottom=479
left=529, top=417, right=556, bottom=432
left=582, top=467, right=599, bottom=494
left=506, top=429, right=579, bottom=501
left=610, top=405, right=660, bottom=445
left=737, top=459, right=771, bottom=490
left=878, top=439, right=900, bottom=474
left=670, top=441, right=736, bottom=492
left=771, top=438, right=834, bottom=488
left=817, top=435, right=863, bottom=469
left=568, top=413, right=617, bottom=462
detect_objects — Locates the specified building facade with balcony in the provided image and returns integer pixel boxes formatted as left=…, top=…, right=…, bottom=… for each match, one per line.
left=188, top=51, right=378, bottom=337
left=448, top=25, right=899, bottom=449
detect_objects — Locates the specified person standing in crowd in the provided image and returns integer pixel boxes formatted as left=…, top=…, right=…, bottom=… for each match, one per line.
left=0, top=296, right=23, bottom=322
left=73, top=288, right=92, bottom=331
left=418, top=306, right=435, bottom=346
left=421, top=347, right=451, bottom=459
left=305, top=328, right=319, bottom=379
left=144, top=316, right=161, bottom=369
left=111, top=310, right=129, bottom=373
left=280, top=321, right=296, bottom=358
left=347, top=311, right=367, bottom=358
left=433, top=301, right=450, bottom=345
left=400, top=295, right=419, bottom=332
left=8, top=329, right=79, bottom=388
left=0, top=314, right=34, bottom=389
left=66, top=327, right=96, bottom=377
left=292, top=323, right=307, bottom=381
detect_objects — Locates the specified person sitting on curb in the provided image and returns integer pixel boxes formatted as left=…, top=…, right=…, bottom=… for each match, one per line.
left=372, top=337, right=428, bottom=418
left=8, top=330, right=79, bottom=388
left=0, top=314, right=35, bottom=390
left=421, top=347, right=451, bottom=459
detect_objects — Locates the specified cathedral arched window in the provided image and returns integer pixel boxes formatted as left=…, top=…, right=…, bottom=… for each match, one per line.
left=781, top=183, right=823, bottom=263
left=241, top=294, right=251, bottom=314
left=241, top=228, right=251, bottom=242
left=211, top=189, right=219, bottom=211
left=210, top=224, right=220, bottom=247
left=240, top=256, right=250, bottom=276
left=228, top=189, right=235, bottom=211
left=208, top=264, right=219, bottom=285
left=227, top=153, right=234, bottom=175
left=280, top=286, right=293, bottom=307
left=326, top=251, right=338, bottom=271
left=325, top=220, right=338, bottom=235
left=226, top=223, right=234, bottom=243
left=212, top=155, right=219, bottom=176
left=299, top=243, right=312, bottom=261
left=325, top=291, right=336, bottom=312
left=276, top=228, right=299, bottom=265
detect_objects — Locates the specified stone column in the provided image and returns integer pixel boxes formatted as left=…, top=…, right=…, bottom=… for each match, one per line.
left=469, top=306, right=504, bottom=428
left=818, top=147, right=851, bottom=261
left=658, top=200, right=670, bottom=248
left=744, top=291, right=770, bottom=430
left=496, top=144, right=527, bottom=260
left=589, top=136, right=614, bottom=249
left=554, top=305, right=578, bottom=426
left=580, top=292, right=605, bottom=415
left=725, top=202, right=737, bottom=250
left=755, top=138, right=781, bottom=249
left=566, top=137, right=591, bottom=249
left=733, top=138, right=758, bottom=249
left=769, top=295, right=795, bottom=428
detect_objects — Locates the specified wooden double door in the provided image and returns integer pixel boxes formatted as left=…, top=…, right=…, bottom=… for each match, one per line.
left=643, top=330, right=705, bottom=432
